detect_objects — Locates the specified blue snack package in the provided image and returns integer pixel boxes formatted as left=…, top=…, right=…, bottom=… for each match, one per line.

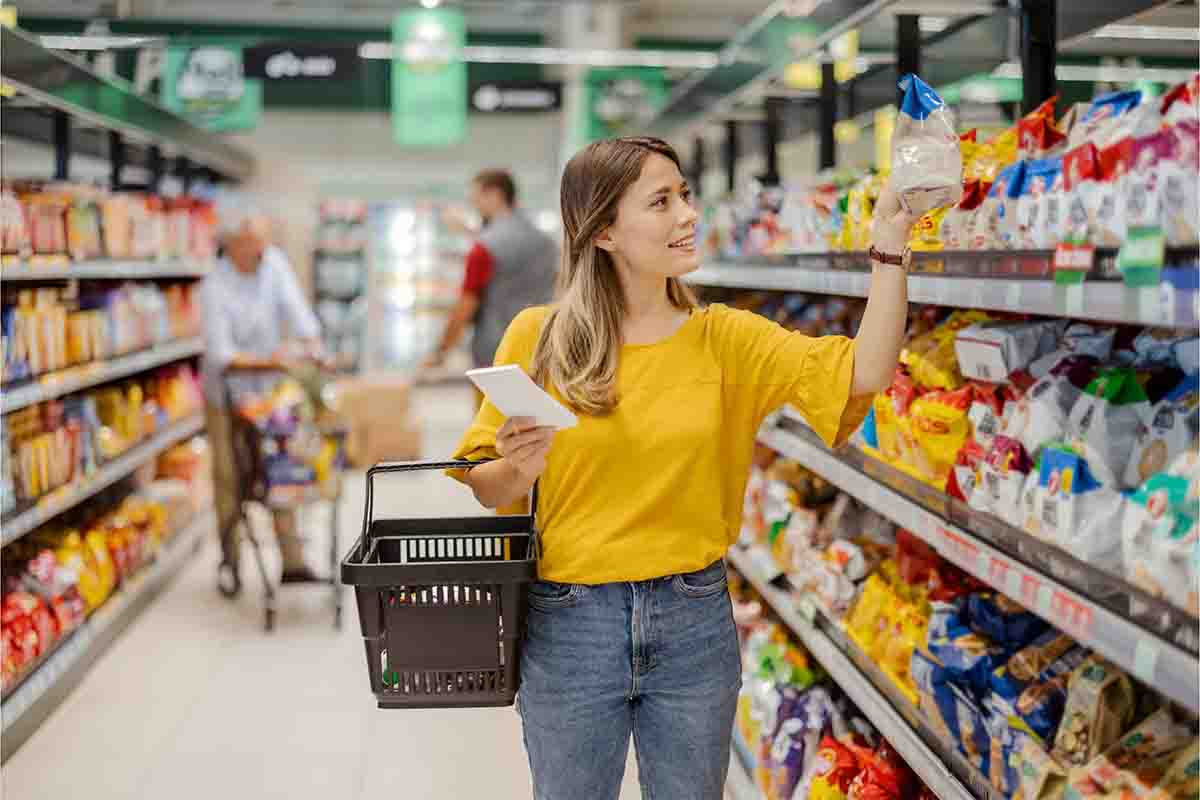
left=899, top=73, right=947, bottom=121
left=989, top=631, right=1087, bottom=744
left=912, top=650, right=961, bottom=745
left=860, top=406, right=879, bottom=450
left=950, top=684, right=991, bottom=779
left=966, top=592, right=1049, bottom=651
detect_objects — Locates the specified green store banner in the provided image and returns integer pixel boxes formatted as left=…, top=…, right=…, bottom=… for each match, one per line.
left=392, top=8, right=467, bottom=148
left=161, top=45, right=262, bottom=131
left=582, top=67, right=668, bottom=143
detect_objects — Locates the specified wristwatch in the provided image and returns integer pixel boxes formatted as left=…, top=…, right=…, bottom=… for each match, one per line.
left=868, top=245, right=912, bottom=271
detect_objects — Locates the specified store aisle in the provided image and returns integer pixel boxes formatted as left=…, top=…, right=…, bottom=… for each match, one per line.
left=2, top=385, right=643, bottom=800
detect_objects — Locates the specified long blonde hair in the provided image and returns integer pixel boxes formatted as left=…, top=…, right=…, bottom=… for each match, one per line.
left=531, top=137, right=697, bottom=416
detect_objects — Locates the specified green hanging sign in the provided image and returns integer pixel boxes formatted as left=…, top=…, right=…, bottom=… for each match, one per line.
left=392, top=8, right=467, bottom=148
left=583, top=67, right=669, bottom=143
left=161, top=45, right=262, bottom=131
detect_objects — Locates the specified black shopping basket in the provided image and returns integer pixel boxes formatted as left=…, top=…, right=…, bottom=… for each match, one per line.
left=340, top=460, right=539, bottom=709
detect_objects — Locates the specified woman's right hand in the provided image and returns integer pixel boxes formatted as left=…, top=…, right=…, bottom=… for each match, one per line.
left=496, top=417, right=555, bottom=482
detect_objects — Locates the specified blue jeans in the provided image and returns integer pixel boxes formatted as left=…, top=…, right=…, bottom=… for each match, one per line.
left=517, top=559, right=742, bottom=800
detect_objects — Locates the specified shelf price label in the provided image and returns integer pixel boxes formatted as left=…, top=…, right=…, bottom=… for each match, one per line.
left=1053, top=243, right=1094, bottom=284
left=1049, top=590, right=1094, bottom=639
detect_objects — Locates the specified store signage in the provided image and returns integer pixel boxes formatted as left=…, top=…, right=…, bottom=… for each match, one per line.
left=392, top=8, right=467, bottom=147
left=583, top=67, right=668, bottom=143
left=244, top=43, right=360, bottom=81
left=162, top=45, right=262, bottom=131
left=470, top=81, right=561, bottom=113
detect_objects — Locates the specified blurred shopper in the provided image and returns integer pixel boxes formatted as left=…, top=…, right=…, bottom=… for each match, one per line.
left=202, top=205, right=323, bottom=596
left=449, top=137, right=917, bottom=798
left=422, top=169, right=557, bottom=381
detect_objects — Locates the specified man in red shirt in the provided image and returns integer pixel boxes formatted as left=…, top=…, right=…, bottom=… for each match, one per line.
left=423, top=169, right=557, bottom=396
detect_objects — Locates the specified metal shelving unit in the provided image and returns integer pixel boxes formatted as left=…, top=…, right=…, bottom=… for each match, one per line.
left=688, top=249, right=1200, bottom=329
left=758, top=413, right=1200, bottom=715
left=0, top=261, right=212, bottom=282
left=1, top=413, right=205, bottom=546
left=1, top=337, right=204, bottom=415
left=727, top=546, right=980, bottom=800
left=1, top=510, right=213, bottom=762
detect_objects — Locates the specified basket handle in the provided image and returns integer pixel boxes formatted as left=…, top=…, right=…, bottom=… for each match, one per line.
left=360, top=459, right=540, bottom=550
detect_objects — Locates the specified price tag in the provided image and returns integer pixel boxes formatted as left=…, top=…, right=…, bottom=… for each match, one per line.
left=976, top=550, right=991, bottom=578
left=1005, top=566, right=1023, bottom=598
left=1006, top=282, right=1022, bottom=308
left=797, top=595, right=818, bottom=624
left=1037, top=583, right=1054, bottom=616
left=1053, top=242, right=1095, bottom=280
left=1133, top=639, right=1160, bottom=684
left=1064, top=283, right=1085, bottom=316
left=1118, top=226, right=1166, bottom=288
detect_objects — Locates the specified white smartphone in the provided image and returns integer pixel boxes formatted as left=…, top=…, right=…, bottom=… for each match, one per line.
left=465, top=364, right=578, bottom=430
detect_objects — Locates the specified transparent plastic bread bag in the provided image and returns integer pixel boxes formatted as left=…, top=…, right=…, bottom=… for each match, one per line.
left=891, top=74, right=963, bottom=216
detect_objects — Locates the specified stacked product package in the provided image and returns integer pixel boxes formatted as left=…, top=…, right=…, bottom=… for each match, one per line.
left=741, top=458, right=1200, bottom=800
left=0, top=183, right=217, bottom=266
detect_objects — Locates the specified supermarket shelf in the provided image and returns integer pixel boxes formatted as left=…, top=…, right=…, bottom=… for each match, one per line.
left=726, top=546, right=980, bottom=800
left=0, top=260, right=211, bottom=282
left=1, top=510, right=212, bottom=762
left=1, top=337, right=204, bottom=414
left=758, top=416, right=1200, bottom=714
left=687, top=250, right=1200, bottom=329
left=726, top=748, right=760, bottom=800
left=1, top=413, right=205, bottom=546
left=1, top=27, right=254, bottom=180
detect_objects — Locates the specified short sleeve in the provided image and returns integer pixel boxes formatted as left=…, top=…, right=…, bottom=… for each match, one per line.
left=461, top=242, right=495, bottom=295
left=709, top=304, right=871, bottom=448
left=446, top=306, right=548, bottom=483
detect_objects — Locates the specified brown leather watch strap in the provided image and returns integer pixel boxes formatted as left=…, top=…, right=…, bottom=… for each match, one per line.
left=868, top=245, right=905, bottom=266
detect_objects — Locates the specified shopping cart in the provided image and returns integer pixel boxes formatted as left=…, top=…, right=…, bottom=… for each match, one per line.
left=219, top=365, right=347, bottom=632
left=341, top=461, right=538, bottom=709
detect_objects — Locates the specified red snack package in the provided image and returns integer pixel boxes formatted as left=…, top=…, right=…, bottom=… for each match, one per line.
left=896, top=529, right=940, bottom=587
left=1019, top=98, right=1068, bottom=157
left=849, top=742, right=917, bottom=800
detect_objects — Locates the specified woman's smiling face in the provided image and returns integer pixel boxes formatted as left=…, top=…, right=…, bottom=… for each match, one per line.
left=597, top=152, right=699, bottom=279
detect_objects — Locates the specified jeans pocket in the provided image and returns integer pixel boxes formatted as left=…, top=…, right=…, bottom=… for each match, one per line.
left=527, top=580, right=583, bottom=610
left=671, top=560, right=729, bottom=599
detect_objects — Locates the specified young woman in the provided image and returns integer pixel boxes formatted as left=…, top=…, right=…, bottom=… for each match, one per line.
left=451, top=136, right=918, bottom=799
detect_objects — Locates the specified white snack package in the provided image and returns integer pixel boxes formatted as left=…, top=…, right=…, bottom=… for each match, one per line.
left=891, top=74, right=962, bottom=216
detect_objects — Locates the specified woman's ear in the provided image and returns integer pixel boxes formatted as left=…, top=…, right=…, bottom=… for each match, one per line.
left=594, top=227, right=617, bottom=253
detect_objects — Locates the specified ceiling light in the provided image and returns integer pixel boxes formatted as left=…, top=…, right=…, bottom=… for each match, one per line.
left=1092, top=24, right=1200, bottom=41
left=41, top=34, right=164, bottom=51
left=420, top=0, right=441, bottom=8
left=918, top=16, right=950, bottom=34
left=992, top=61, right=1198, bottom=83
left=358, top=43, right=723, bottom=69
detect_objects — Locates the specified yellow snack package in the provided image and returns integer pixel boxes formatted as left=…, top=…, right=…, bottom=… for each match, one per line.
left=909, top=386, right=973, bottom=487
left=845, top=573, right=895, bottom=654
left=910, top=207, right=949, bottom=252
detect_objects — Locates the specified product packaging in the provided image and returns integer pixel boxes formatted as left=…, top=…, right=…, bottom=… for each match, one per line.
left=1162, top=120, right=1200, bottom=245
left=891, top=74, right=963, bottom=216
left=1067, top=367, right=1153, bottom=489
left=1032, top=446, right=1126, bottom=575
left=1051, top=656, right=1137, bottom=769
left=955, top=320, right=1065, bottom=385
left=1124, top=374, right=1200, bottom=487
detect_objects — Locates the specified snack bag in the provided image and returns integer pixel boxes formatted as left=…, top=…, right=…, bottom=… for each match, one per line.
left=1124, top=374, right=1200, bottom=488
left=891, top=74, right=963, bottom=216
left=1029, top=328, right=1114, bottom=381
left=1162, top=74, right=1200, bottom=125
left=1079, top=709, right=1194, bottom=799
left=965, top=592, right=1048, bottom=651
left=1067, top=367, right=1153, bottom=489
left=1016, top=159, right=1061, bottom=248
left=909, top=386, right=973, bottom=487
left=1019, top=98, right=1068, bottom=156
left=1033, top=446, right=1126, bottom=575
left=1014, top=736, right=1070, bottom=800
left=1052, top=656, right=1137, bottom=769
left=1162, top=120, right=1200, bottom=246
left=1149, top=742, right=1200, bottom=800
left=1039, top=160, right=1069, bottom=248
left=1094, top=141, right=1131, bottom=247
left=808, top=735, right=872, bottom=800
left=909, top=207, right=948, bottom=252
left=1067, top=90, right=1146, bottom=151
left=1124, top=130, right=1176, bottom=232
left=980, top=162, right=1027, bottom=249
left=942, top=180, right=987, bottom=250
left=990, top=630, right=1087, bottom=744
left=848, top=742, right=917, bottom=800
left=972, top=434, right=1035, bottom=523
left=1006, top=357, right=1102, bottom=460
left=1063, top=143, right=1103, bottom=244
left=1123, top=470, right=1200, bottom=616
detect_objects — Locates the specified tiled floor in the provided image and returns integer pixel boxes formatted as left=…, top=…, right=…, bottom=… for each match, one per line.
left=2, top=385, right=647, bottom=800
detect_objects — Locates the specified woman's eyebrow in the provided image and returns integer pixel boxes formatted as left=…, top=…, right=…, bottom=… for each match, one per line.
left=648, top=182, right=689, bottom=198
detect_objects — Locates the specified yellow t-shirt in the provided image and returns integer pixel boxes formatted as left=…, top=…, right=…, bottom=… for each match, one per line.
left=450, top=303, right=871, bottom=585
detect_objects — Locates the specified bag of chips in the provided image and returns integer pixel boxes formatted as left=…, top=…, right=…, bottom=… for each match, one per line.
left=1094, top=141, right=1131, bottom=247
left=909, top=386, right=973, bottom=487
left=1067, top=90, right=1150, bottom=151
left=981, top=162, right=1027, bottom=249
left=1063, top=143, right=1103, bottom=244
left=965, top=592, right=1049, bottom=651
left=891, top=74, right=963, bottom=216
left=1162, top=120, right=1200, bottom=246
left=1124, top=374, right=1200, bottom=488
left=1079, top=709, right=1194, bottom=800
left=1067, top=367, right=1153, bottom=489
left=1019, top=98, right=1068, bottom=158
left=1123, top=469, right=1200, bottom=617
left=1033, top=446, right=1127, bottom=576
